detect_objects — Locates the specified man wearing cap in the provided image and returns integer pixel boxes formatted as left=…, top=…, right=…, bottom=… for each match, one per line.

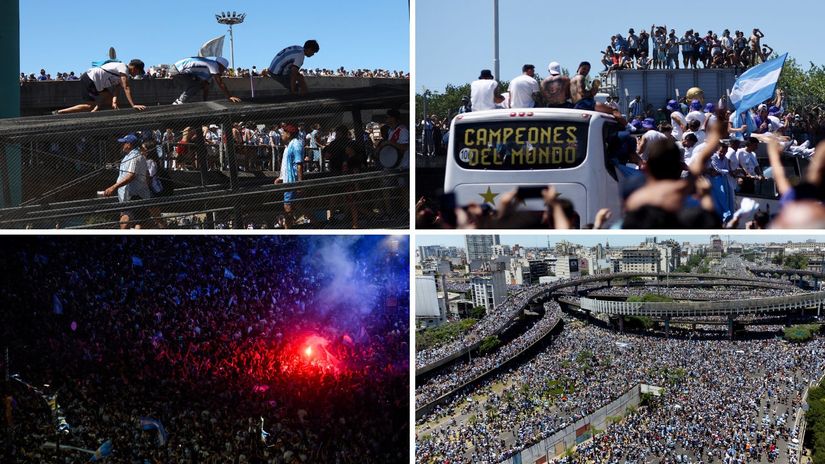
left=686, top=99, right=705, bottom=127
left=55, top=59, right=147, bottom=114
left=275, top=124, right=303, bottom=228
left=540, top=62, right=571, bottom=108
left=668, top=99, right=687, bottom=141
left=169, top=56, right=241, bottom=104
left=508, top=64, right=539, bottom=109
left=470, top=69, right=503, bottom=112
left=570, top=62, right=601, bottom=111
left=103, top=134, right=151, bottom=229
left=458, top=96, right=472, bottom=114
left=267, top=40, right=320, bottom=96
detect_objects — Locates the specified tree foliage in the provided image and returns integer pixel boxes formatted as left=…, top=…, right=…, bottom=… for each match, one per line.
left=478, top=335, right=501, bottom=354
left=783, top=253, right=809, bottom=270
left=416, top=318, right=477, bottom=351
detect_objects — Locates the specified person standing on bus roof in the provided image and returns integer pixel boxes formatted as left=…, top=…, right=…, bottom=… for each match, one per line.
left=508, top=64, right=539, bottom=109
left=570, top=62, right=601, bottom=111
left=540, top=62, right=572, bottom=108
left=470, top=69, right=502, bottom=111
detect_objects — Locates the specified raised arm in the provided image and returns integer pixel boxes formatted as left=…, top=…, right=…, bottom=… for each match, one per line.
left=766, top=135, right=792, bottom=195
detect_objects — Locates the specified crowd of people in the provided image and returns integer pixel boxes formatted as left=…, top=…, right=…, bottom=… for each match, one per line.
left=416, top=315, right=825, bottom=463
left=415, top=302, right=561, bottom=408
left=0, top=236, right=409, bottom=463
left=415, top=284, right=552, bottom=368
left=585, top=285, right=803, bottom=300
left=601, top=26, right=773, bottom=73
left=21, top=67, right=408, bottom=82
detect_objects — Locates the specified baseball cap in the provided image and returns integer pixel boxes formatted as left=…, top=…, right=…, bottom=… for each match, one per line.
left=547, top=61, right=561, bottom=76
left=642, top=118, right=656, bottom=130
left=690, top=99, right=702, bottom=111
left=704, top=103, right=715, bottom=112
left=117, top=133, right=139, bottom=144
left=479, top=69, right=494, bottom=79
left=281, top=124, right=298, bottom=134
left=666, top=100, right=679, bottom=111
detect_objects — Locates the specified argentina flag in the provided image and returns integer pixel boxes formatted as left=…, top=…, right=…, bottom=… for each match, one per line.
left=139, top=417, right=169, bottom=446
left=730, top=53, right=788, bottom=112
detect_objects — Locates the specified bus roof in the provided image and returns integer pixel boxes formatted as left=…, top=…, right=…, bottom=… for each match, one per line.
left=453, top=107, right=617, bottom=123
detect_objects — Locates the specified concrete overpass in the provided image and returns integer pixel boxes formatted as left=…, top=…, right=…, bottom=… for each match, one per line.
left=19, top=77, right=409, bottom=116
left=416, top=272, right=799, bottom=373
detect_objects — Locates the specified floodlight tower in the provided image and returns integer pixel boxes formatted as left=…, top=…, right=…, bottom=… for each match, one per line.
left=215, top=11, right=246, bottom=70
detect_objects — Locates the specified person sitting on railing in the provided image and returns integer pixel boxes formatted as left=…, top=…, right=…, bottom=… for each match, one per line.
left=169, top=56, right=241, bottom=105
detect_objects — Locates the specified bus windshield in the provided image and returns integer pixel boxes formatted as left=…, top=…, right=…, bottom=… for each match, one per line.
left=453, top=120, right=589, bottom=170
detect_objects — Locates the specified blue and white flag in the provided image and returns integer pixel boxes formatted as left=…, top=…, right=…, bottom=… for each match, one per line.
left=730, top=53, right=787, bottom=112
left=52, top=293, right=64, bottom=315
left=89, top=440, right=113, bottom=461
left=139, top=417, right=169, bottom=446
left=199, top=35, right=225, bottom=58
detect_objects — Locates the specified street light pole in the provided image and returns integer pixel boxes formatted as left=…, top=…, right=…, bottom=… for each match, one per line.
left=216, top=11, right=246, bottom=71
left=493, top=0, right=500, bottom=80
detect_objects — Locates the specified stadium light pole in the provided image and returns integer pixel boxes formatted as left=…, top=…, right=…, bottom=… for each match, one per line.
left=216, top=11, right=246, bottom=71
left=493, top=0, right=500, bottom=80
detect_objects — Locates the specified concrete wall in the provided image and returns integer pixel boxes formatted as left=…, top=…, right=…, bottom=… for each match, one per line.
left=510, top=385, right=643, bottom=464
left=20, top=77, right=408, bottom=115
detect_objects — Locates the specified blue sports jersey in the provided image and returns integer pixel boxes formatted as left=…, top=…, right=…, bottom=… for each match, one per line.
left=268, top=46, right=304, bottom=76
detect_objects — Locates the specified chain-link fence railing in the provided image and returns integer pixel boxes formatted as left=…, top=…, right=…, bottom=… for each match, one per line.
left=0, top=84, right=409, bottom=229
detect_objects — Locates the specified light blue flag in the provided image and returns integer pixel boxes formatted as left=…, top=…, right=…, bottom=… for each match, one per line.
left=730, top=53, right=787, bottom=113
left=89, top=440, right=112, bottom=461
left=224, top=268, right=235, bottom=279
left=139, top=417, right=169, bottom=446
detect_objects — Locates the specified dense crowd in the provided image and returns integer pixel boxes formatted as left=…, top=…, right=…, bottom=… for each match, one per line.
left=585, top=285, right=803, bottom=300
left=0, top=236, right=409, bottom=463
left=21, top=67, right=409, bottom=82
left=415, top=284, right=552, bottom=368
left=416, top=316, right=825, bottom=463
left=601, top=26, right=772, bottom=73
left=416, top=302, right=561, bottom=408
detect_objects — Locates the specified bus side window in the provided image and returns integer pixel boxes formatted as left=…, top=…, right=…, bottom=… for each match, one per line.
left=603, top=122, right=626, bottom=181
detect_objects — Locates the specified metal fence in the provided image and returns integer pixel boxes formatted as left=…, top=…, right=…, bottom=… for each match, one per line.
left=0, top=84, right=409, bottom=229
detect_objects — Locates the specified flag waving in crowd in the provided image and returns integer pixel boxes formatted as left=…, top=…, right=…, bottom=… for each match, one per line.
left=139, top=417, right=169, bottom=446
left=730, top=53, right=788, bottom=134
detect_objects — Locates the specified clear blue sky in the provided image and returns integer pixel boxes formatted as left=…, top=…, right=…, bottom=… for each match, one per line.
left=415, top=0, right=821, bottom=93
left=417, top=234, right=825, bottom=248
left=20, top=0, right=409, bottom=75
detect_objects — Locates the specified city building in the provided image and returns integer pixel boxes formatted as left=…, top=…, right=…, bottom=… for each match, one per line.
left=415, top=275, right=445, bottom=328
left=471, top=269, right=507, bottom=311
left=555, top=255, right=581, bottom=278
left=465, top=235, right=500, bottom=262
left=620, top=248, right=660, bottom=273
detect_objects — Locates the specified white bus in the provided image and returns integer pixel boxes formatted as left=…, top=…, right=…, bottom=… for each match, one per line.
left=444, top=108, right=626, bottom=225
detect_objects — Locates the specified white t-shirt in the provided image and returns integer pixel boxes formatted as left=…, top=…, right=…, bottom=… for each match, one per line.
left=639, top=130, right=667, bottom=160
left=86, top=62, right=129, bottom=92
left=686, top=142, right=708, bottom=169
left=737, top=149, right=760, bottom=176
left=470, top=79, right=499, bottom=111
left=671, top=111, right=686, bottom=140
left=508, top=74, right=539, bottom=108
left=686, top=110, right=706, bottom=126
left=725, top=147, right=740, bottom=171
left=767, top=115, right=783, bottom=132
